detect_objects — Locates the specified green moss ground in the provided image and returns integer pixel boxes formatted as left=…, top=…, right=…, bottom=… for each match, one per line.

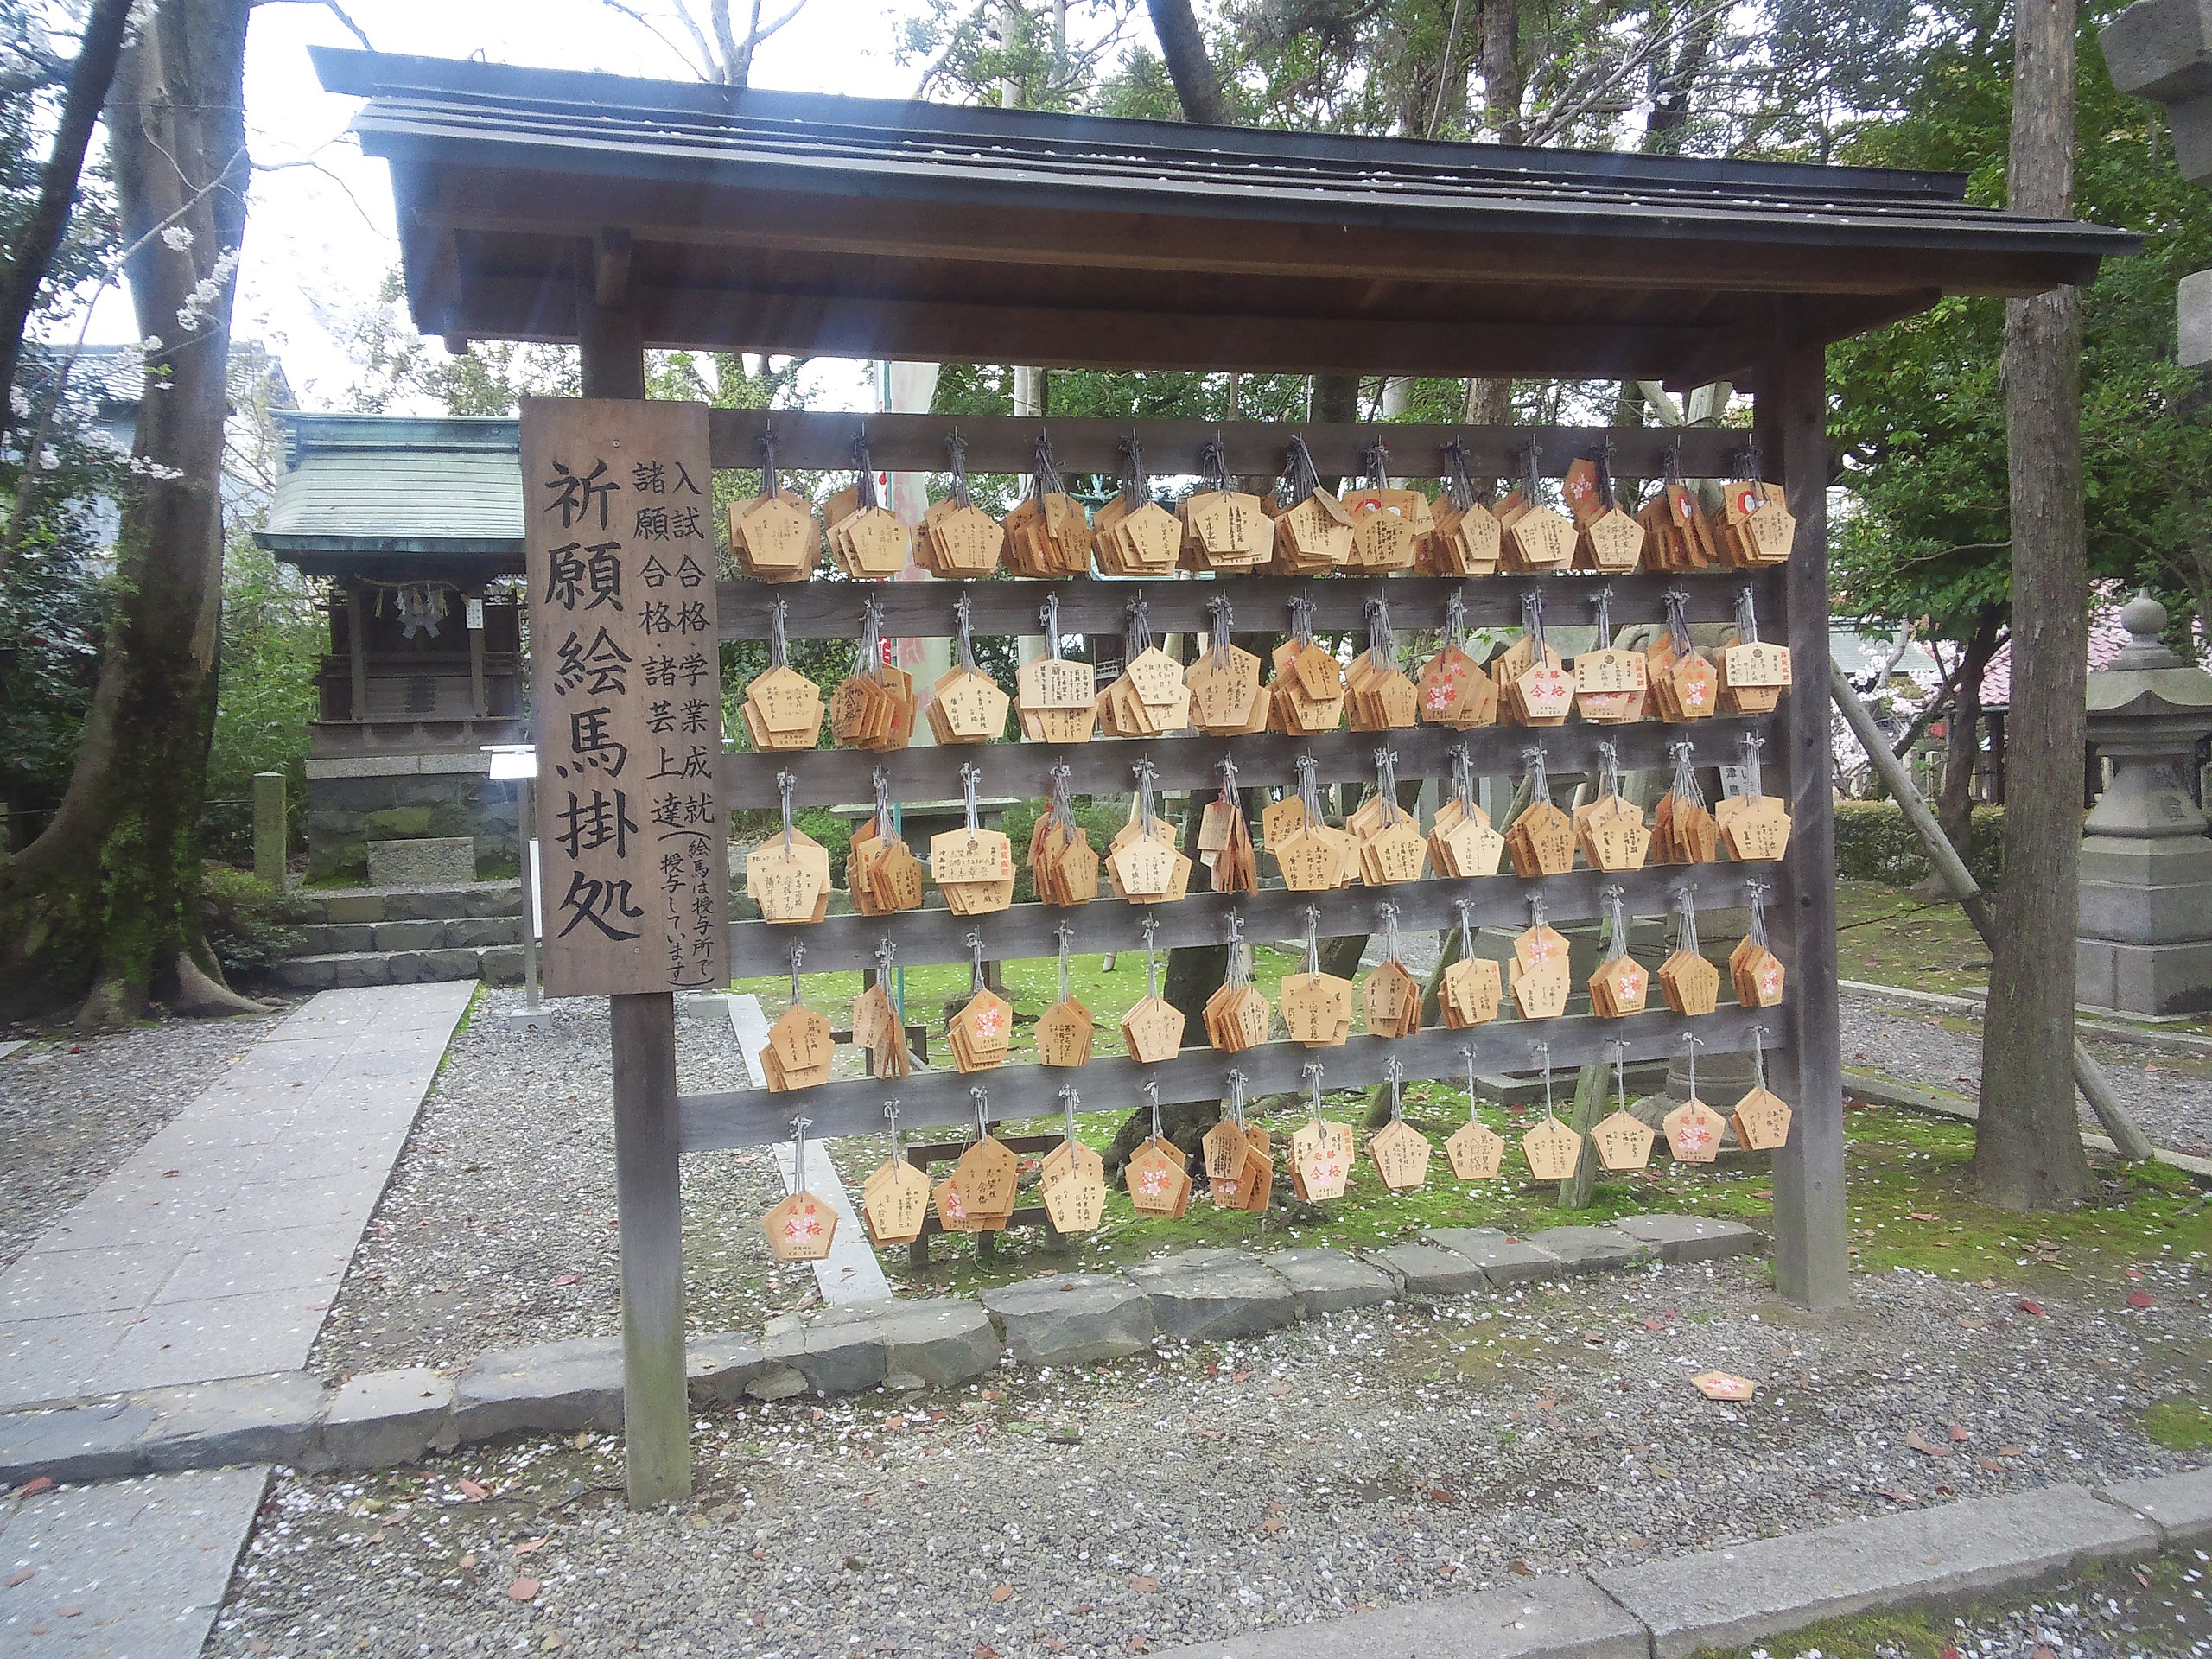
left=1692, top=1554, right=2208, bottom=1659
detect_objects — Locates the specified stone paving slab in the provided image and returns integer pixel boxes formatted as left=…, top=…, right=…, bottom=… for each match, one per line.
left=1592, top=1483, right=2158, bottom=1658
left=0, top=981, right=473, bottom=1409
left=2098, top=1467, right=2212, bottom=1546
left=1609, top=1213, right=1763, bottom=1262
left=1422, top=1228, right=1567, bottom=1284
left=733, top=995, right=896, bottom=1307
left=1524, top=1225, right=1651, bottom=1275
left=1146, top=1574, right=1649, bottom=1659
left=0, top=1465, right=269, bottom=1659
left=0, top=1215, right=1760, bottom=1481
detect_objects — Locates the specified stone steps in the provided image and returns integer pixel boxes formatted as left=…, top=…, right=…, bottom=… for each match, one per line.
left=276, top=880, right=527, bottom=991
left=289, top=880, right=522, bottom=926
left=270, top=944, right=524, bottom=992
left=290, top=916, right=522, bottom=955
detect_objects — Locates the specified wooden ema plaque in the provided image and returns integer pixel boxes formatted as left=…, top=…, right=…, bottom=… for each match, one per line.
left=1367, top=1119, right=1432, bottom=1192
left=1731, top=1085, right=1794, bottom=1152
left=1121, top=995, right=1186, bottom=1065
left=1659, top=949, right=1721, bottom=1016
left=1205, top=981, right=1272, bottom=1052
left=761, top=1002, right=833, bottom=1091
left=1213, top=1125, right=1274, bottom=1211
left=1416, top=644, right=1497, bottom=728
left=1663, top=1097, right=1727, bottom=1164
left=1592, top=1108, right=1656, bottom=1172
left=948, top=988, right=1013, bottom=1072
left=849, top=820, right=924, bottom=916
left=931, top=826, right=1015, bottom=916
left=748, top=829, right=831, bottom=925
left=1587, top=954, right=1649, bottom=1019
left=742, top=663, right=823, bottom=752
left=927, top=665, right=1010, bottom=745
left=955, top=1132, right=1020, bottom=1219
left=830, top=661, right=915, bottom=753
left=729, top=488, right=817, bottom=582
left=1127, top=1138, right=1192, bottom=1217
left=1187, top=642, right=1264, bottom=734
left=1577, top=794, right=1651, bottom=873
left=1202, top=1116, right=1249, bottom=1183
left=1039, top=1136, right=1107, bottom=1232
left=763, top=1190, right=837, bottom=1262
left=1018, top=655, right=1098, bottom=743
left=861, top=1157, right=929, bottom=1246
left=1446, top=1116, right=1506, bottom=1179
left=1507, top=799, right=1576, bottom=878
left=849, top=982, right=911, bottom=1080
left=1717, top=794, right=1792, bottom=862
left=1522, top=1116, right=1582, bottom=1181
left=1441, top=957, right=1503, bottom=1028
left=1036, top=997, right=1095, bottom=1067
left=522, top=397, right=728, bottom=995
left=1029, top=816, right=1101, bottom=907
left=1289, top=1117, right=1354, bottom=1201
left=1731, top=938, right=1787, bottom=1007
left=1362, top=957, right=1423, bottom=1037
left=1280, top=970, right=1354, bottom=1046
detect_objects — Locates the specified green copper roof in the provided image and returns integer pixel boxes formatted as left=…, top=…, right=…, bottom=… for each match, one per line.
left=258, top=412, right=524, bottom=574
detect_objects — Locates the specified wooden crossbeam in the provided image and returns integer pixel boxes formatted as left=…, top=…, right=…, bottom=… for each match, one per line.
left=678, top=1003, right=1783, bottom=1151
left=704, top=412, right=1758, bottom=480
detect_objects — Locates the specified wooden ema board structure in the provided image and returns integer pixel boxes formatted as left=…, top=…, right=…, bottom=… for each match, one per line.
left=522, top=397, right=728, bottom=995
left=585, top=404, right=1836, bottom=1521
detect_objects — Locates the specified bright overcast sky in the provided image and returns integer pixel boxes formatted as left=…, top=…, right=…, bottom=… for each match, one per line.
left=84, top=1, right=1077, bottom=410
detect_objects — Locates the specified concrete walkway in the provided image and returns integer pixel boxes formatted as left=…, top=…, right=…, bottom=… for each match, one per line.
left=0, top=982, right=474, bottom=1409
left=727, top=993, right=893, bottom=1306
left=0, top=1465, right=267, bottom=1658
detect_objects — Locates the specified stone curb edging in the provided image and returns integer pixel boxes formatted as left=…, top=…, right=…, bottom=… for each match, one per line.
left=0, top=1215, right=1753, bottom=1486
left=1143, top=1470, right=2212, bottom=1659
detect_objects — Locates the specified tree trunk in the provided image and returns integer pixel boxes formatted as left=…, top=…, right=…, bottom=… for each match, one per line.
left=1146, top=0, right=1230, bottom=124
left=0, top=0, right=251, bottom=1028
left=1935, top=606, right=2004, bottom=859
left=1976, top=0, right=2094, bottom=1210
left=1479, top=0, right=1524, bottom=143
left=0, top=0, right=134, bottom=448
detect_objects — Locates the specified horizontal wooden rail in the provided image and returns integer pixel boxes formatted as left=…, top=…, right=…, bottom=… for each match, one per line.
left=717, top=569, right=1784, bottom=642
left=704, top=411, right=1756, bottom=480
left=718, top=714, right=1777, bottom=812
left=726, top=858, right=1777, bottom=977
left=677, top=1002, right=1789, bottom=1150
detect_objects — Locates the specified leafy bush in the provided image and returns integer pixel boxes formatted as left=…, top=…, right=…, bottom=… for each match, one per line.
left=199, top=861, right=306, bottom=983
left=1834, top=801, right=2003, bottom=887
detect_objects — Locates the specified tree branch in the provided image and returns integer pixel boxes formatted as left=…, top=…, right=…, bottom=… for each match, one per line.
left=0, top=0, right=134, bottom=444
left=252, top=0, right=372, bottom=49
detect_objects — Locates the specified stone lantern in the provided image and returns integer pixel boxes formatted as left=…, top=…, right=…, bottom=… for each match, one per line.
left=2076, top=592, right=2212, bottom=1014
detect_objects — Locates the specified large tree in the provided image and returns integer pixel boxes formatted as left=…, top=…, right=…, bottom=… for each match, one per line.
left=1977, top=0, right=2096, bottom=1207
left=0, top=0, right=256, bottom=1027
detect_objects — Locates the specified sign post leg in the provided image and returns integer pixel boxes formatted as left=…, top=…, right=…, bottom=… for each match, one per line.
left=611, top=990, right=690, bottom=1504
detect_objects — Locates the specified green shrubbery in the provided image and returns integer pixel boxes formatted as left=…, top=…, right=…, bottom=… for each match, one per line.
left=1834, top=800, right=2004, bottom=887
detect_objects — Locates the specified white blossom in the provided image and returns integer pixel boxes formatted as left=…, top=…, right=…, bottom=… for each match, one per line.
left=35, top=446, right=60, bottom=470
left=127, top=454, right=185, bottom=481
left=174, top=247, right=239, bottom=332
left=160, top=226, right=194, bottom=251
left=140, top=335, right=164, bottom=356
left=9, top=385, right=29, bottom=418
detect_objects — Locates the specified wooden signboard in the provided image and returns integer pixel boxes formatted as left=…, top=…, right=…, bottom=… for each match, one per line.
left=523, top=397, right=728, bottom=995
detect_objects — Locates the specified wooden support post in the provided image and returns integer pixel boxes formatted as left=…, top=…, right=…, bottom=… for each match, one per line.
left=346, top=583, right=370, bottom=721
left=609, top=990, right=689, bottom=1506
left=467, top=588, right=489, bottom=719
left=575, top=257, right=690, bottom=1505
left=1767, top=329, right=1852, bottom=1312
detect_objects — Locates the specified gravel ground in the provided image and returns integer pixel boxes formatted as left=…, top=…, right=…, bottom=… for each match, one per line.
left=307, top=988, right=819, bottom=1382
left=1840, top=988, right=2212, bottom=1160
left=210, top=1257, right=2208, bottom=1659
left=0, top=1007, right=293, bottom=1269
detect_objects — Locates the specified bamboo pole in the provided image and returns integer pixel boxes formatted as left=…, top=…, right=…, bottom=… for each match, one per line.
left=1827, top=659, right=2155, bottom=1161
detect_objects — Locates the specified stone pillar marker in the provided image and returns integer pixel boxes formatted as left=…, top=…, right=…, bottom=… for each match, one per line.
left=2075, top=592, right=2212, bottom=1014
left=252, top=771, right=287, bottom=889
